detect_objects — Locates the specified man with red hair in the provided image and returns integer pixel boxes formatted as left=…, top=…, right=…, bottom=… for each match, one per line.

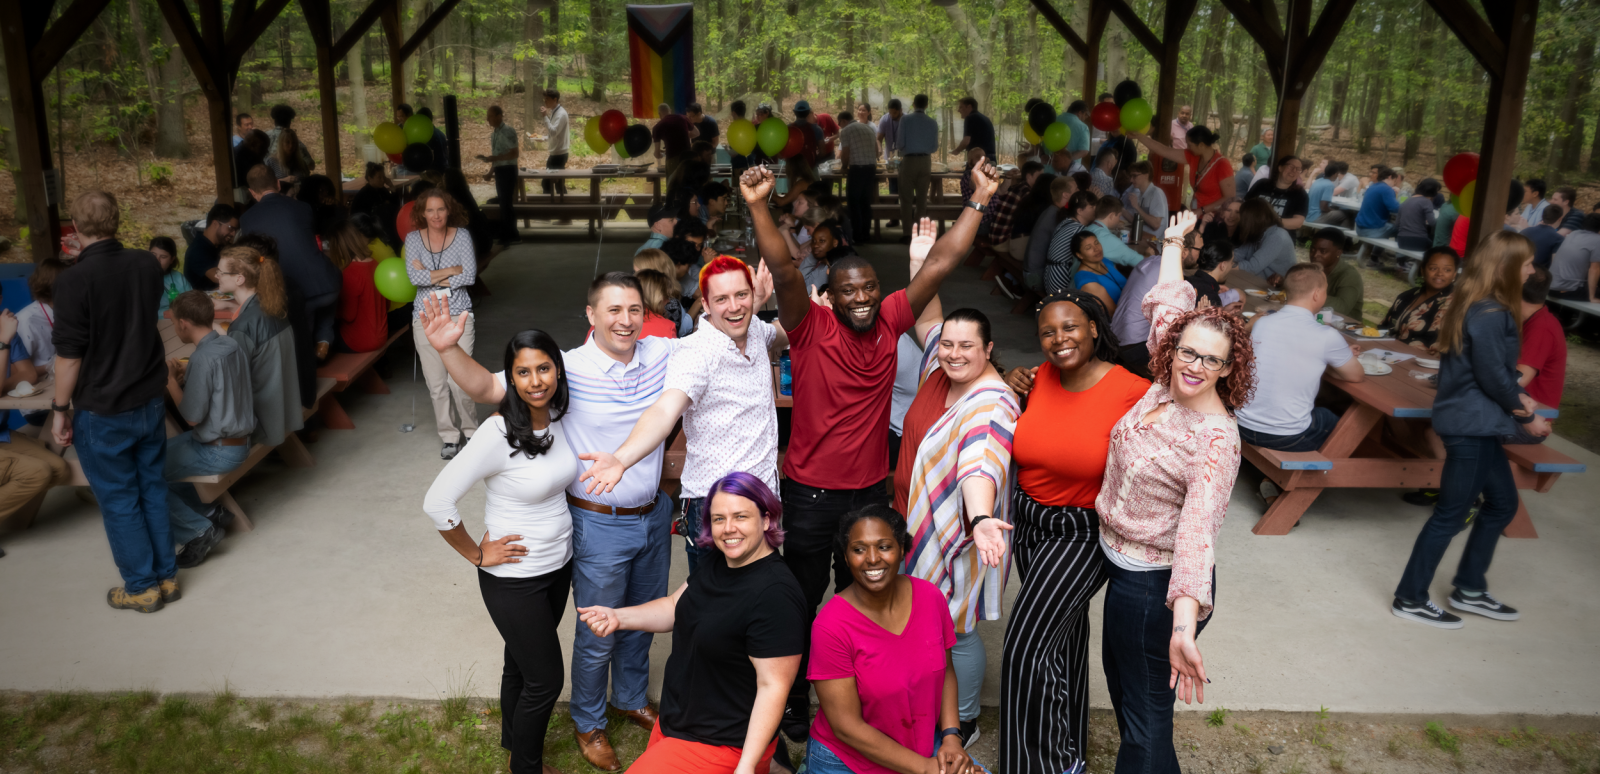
left=577, top=255, right=787, bottom=573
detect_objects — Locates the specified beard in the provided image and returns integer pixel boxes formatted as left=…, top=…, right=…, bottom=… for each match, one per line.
left=833, top=304, right=879, bottom=333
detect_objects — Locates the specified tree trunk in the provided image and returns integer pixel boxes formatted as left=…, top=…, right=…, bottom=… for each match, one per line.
left=939, top=0, right=1001, bottom=111
left=1025, top=7, right=1041, bottom=98
left=363, top=31, right=377, bottom=85
left=1554, top=32, right=1595, bottom=181
left=1246, top=62, right=1265, bottom=151
left=153, top=11, right=190, bottom=157
left=589, top=0, right=607, bottom=102
left=1216, top=28, right=1239, bottom=155
left=0, top=30, right=28, bottom=221
left=349, top=15, right=368, bottom=136
left=547, top=2, right=559, bottom=90
left=524, top=0, right=542, bottom=128
left=1062, top=0, right=1087, bottom=107
left=1106, top=19, right=1126, bottom=91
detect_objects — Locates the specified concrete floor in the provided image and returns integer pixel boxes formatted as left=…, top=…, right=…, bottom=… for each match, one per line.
left=2, top=226, right=1598, bottom=718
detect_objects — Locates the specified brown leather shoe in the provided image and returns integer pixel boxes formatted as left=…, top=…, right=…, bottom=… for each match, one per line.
left=573, top=728, right=621, bottom=771
left=610, top=703, right=659, bottom=732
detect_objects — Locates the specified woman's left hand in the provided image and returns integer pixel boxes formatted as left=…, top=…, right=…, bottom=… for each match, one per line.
left=972, top=518, right=1014, bottom=568
left=936, top=736, right=972, bottom=774
left=1165, top=210, right=1198, bottom=240
left=1169, top=625, right=1207, bottom=705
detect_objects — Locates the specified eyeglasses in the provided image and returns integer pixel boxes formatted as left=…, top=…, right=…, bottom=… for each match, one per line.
left=1175, top=345, right=1229, bottom=372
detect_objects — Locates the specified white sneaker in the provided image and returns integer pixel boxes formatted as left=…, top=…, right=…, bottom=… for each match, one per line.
left=994, top=276, right=1018, bottom=300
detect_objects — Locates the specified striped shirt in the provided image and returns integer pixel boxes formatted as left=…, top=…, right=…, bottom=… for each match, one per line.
left=405, top=229, right=477, bottom=317
left=560, top=336, right=681, bottom=507
left=1044, top=218, right=1085, bottom=294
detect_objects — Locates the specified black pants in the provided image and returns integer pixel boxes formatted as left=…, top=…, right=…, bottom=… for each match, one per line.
left=478, top=562, right=573, bottom=774
left=542, top=152, right=569, bottom=196
left=780, top=477, right=890, bottom=705
left=1102, top=562, right=1212, bottom=774
left=494, top=165, right=520, bottom=243
left=846, top=165, right=877, bottom=243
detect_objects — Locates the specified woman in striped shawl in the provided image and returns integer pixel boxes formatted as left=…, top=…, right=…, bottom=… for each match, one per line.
left=892, top=306, right=1019, bottom=748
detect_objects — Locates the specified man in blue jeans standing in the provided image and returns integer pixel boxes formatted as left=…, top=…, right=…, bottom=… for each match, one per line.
left=52, top=190, right=174, bottom=613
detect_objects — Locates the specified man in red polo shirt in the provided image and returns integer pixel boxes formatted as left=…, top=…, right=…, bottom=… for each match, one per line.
left=1516, top=267, right=1566, bottom=444
left=739, top=161, right=999, bottom=740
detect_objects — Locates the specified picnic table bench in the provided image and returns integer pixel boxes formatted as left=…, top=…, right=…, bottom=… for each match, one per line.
left=1230, top=270, right=1584, bottom=537
left=314, top=328, right=408, bottom=430
left=1546, top=296, right=1600, bottom=328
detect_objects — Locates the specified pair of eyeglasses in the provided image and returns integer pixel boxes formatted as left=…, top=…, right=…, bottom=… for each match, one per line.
left=1175, top=345, right=1229, bottom=372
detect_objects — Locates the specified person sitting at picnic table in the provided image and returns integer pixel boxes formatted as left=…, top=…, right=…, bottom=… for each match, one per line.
left=700, top=182, right=732, bottom=234
left=149, top=236, right=193, bottom=321
left=1108, top=231, right=1203, bottom=378
left=184, top=202, right=239, bottom=291
left=894, top=305, right=1019, bottom=749
left=1234, top=154, right=1256, bottom=201
left=220, top=239, right=304, bottom=448
left=773, top=154, right=821, bottom=211
left=1308, top=227, right=1365, bottom=321
left=1200, top=199, right=1243, bottom=250
left=232, top=130, right=270, bottom=195
left=1122, top=161, right=1170, bottom=247
left=1355, top=166, right=1401, bottom=239
left=577, top=472, right=806, bottom=774
left=16, top=259, right=64, bottom=381
left=1087, top=196, right=1144, bottom=270
left=1044, top=191, right=1098, bottom=295
left=1021, top=175, right=1078, bottom=294
left=1131, top=125, right=1235, bottom=214
left=349, top=162, right=399, bottom=241
left=1236, top=264, right=1364, bottom=469
left=985, top=161, right=1045, bottom=258
left=1514, top=267, right=1565, bottom=445
left=1188, top=239, right=1236, bottom=310
left=241, top=163, right=341, bottom=388
left=1098, top=211, right=1251, bottom=772
left=1306, top=164, right=1337, bottom=225
left=424, top=329, right=576, bottom=774
left=1006, top=172, right=1058, bottom=263
left=1088, top=149, right=1118, bottom=197
left=1070, top=230, right=1126, bottom=315
left=1380, top=246, right=1459, bottom=352
left=637, top=203, right=680, bottom=256
left=634, top=269, right=683, bottom=340
left=1396, top=178, right=1442, bottom=253
left=653, top=103, right=695, bottom=180
left=803, top=504, right=978, bottom=774
left=1392, top=231, right=1549, bottom=630
left=160, top=290, right=256, bottom=569
left=1507, top=178, right=1548, bottom=231
left=406, top=189, right=479, bottom=460
left=1544, top=212, right=1600, bottom=303
left=1550, top=186, right=1585, bottom=236
left=1522, top=204, right=1566, bottom=269
left=1232, top=199, right=1297, bottom=285
left=1244, top=155, right=1308, bottom=231
left=326, top=220, right=388, bottom=354
left=1433, top=198, right=1460, bottom=249
left=0, top=292, right=63, bottom=536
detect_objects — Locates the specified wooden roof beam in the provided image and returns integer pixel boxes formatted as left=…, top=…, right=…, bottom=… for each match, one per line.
left=332, top=0, right=395, bottom=62
left=1422, top=0, right=1505, bottom=78
left=1027, top=0, right=1088, bottom=59
left=225, top=0, right=296, bottom=77
left=397, top=0, right=464, bottom=61
left=1102, top=0, right=1164, bottom=59
left=1286, top=0, right=1358, bottom=97
left=1216, top=0, right=1286, bottom=78
left=152, top=0, right=219, bottom=95
left=28, top=0, right=116, bottom=75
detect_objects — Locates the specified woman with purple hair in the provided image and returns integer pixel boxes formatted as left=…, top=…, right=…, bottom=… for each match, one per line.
left=579, top=472, right=806, bottom=774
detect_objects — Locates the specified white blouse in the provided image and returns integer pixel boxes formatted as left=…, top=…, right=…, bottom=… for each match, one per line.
left=423, top=416, right=577, bottom=578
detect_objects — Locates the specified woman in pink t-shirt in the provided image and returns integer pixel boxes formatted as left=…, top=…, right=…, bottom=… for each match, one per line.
left=806, top=504, right=980, bottom=774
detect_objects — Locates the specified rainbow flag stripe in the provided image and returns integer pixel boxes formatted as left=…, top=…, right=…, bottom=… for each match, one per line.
left=627, top=3, right=695, bottom=118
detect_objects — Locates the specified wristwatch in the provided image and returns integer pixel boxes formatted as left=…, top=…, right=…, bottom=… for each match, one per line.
left=969, top=514, right=992, bottom=530
left=50, top=401, right=70, bottom=413
left=938, top=727, right=963, bottom=742
left=964, top=199, right=987, bottom=213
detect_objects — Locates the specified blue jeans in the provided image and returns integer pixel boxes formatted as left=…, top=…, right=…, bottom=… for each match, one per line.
left=164, top=431, right=250, bottom=544
left=952, top=630, right=985, bottom=723
left=1238, top=407, right=1339, bottom=453
left=1395, top=435, right=1518, bottom=604
left=1356, top=223, right=1396, bottom=239
left=1102, top=561, right=1212, bottom=774
left=75, top=398, right=173, bottom=594
left=681, top=496, right=712, bottom=575
left=804, top=737, right=993, bottom=774
left=568, top=491, right=673, bottom=732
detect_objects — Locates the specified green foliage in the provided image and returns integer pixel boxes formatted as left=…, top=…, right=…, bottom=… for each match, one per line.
left=1206, top=707, right=1230, bottom=727
left=142, top=160, right=175, bottom=186
left=1311, top=705, right=1333, bottom=749
left=1425, top=721, right=1461, bottom=755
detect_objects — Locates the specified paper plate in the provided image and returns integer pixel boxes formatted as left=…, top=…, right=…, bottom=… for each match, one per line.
left=1361, top=360, right=1393, bottom=376
left=1414, top=357, right=1440, bottom=369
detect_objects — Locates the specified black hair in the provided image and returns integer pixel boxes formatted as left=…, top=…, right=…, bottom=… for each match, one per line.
left=1522, top=266, right=1552, bottom=304
left=647, top=201, right=678, bottom=226
left=497, top=329, right=569, bottom=459
left=148, top=236, right=178, bottom=257
left=406, top=178, right=435, bottom=203
left=888, top=98, right=902, bottom=111
left=1525, top=178, right=1546, bottom=197
left=235, top=112, right=251, bottom=126
left=1098, top=92, right=1113, bottom=101
left=661, top=237, right=701, bottom=266
left=1184, top=125, right=1221, bottom=148
left=1066, top=99, right=1088, bottom=115
left=811, top=218, right=844, bottom=242
left=942, top=307, right=1003, bottom=372
left=232, top=232, right=279, bottom=260
left=688, top=102, right=703, bottom=114
left=1506, top=179, right=1525, bottom=215
left=959, top=96, right=978, bottom=110
left=417, top=107, right=434, bottom=119
left=542, top=88, right=560, bottom=100
left=1422, top=246, right=1461, bottom=270
left=1373, top=166, right=1396, bottom=182
left=396, top=103, right=414, bottom=117
left=1413, top=178, right=1441, bottom=199
left=1195, top=237, right=1234, bottom=272
left=1312, top=227, right=1347, bottom=249
left=826, top=254, right=875, bottom=287
left=206, top=201, right=237, bottom=224
left=699, top=181, right=731, bottom=201
left=1241, top=152, right=1256, bottom=167
left=269, top=104, right=295, bottom=126
left=730, top=100, right=747, bottom=117
left=1034, top=288, right=1121, bottom=363
left=1540, top=203, right=1563, bottom=225
left=913, top=94, right=929, bottom=110
left=673, top=218, right=709, bottom=240
left=834, top=503, right=912, bottom=555
left=1069, top=228, right=1100, bottom=259
left=1020, top=160, right=1045, bottom=178
left=349, top=212, right=387, bottom=241
left=1581, top=213, right=1600, bottom=232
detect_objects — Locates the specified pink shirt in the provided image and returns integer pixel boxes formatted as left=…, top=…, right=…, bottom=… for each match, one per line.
left=808, top=578, right=956, bottom=774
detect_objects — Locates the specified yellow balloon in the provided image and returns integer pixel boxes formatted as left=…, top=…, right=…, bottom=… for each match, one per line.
left=1457, top=180, right=1476, bottom=215
left=727, top=119, right=759, bottom=156
left=1023, top=122, right=1041, bottom=145
left=584, top=119, right=611, bottom=154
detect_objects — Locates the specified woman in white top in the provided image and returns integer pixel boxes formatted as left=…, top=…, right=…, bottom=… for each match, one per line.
left=423, top=328, right=575, bottom=774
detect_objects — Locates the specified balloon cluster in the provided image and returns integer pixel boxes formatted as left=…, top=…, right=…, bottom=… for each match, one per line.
left=1023, top=82, right=1153, bottom=155
left=371, top=114, right=437, bottom=167
left=1025, top=102, right=1072, bottom=154
left=1442, top=152, right=1479, bottom=214
left=584, top=109, right=653, bottom=159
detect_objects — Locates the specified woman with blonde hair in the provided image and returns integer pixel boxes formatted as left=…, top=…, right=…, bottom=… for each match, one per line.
left=1392, top=230, right=1550, bottom=629
left=633, top=247, right=676, bottom=279
left=218, top=237, right=304, bottom=447
left=406, top=188, right=479, bottom=459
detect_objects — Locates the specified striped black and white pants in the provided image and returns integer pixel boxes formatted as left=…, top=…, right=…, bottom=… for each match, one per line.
left=999, top=493, right=1107, bottom=774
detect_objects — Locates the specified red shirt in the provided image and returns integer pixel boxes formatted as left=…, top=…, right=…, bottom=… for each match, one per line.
left=338, top=260, right=389, bottom=352
left=641, top=312, right=678, bottom=339
left=397, top=201, right=417, bottom=242
left=785, top=290, right=915, bottom=490
left=1013, top=362, right=1149, bottom=508
left=1186, top=149, right=1234, bottom=210
left=892, top=367, right=951, bottom=514
left=1518, top=306, right=1566, bottom=408
left=653, top=114, right=692, bottom=159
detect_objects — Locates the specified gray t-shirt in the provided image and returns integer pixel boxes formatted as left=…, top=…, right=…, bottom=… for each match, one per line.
left=1234, top=225, right=1298, bottom=282
left=1550, top=229, right=1600, bottom=293
left=889, top=331, right=928, bottom=436
left=1396, top=196, right=1436, bottom=244
left=1236, top=306, right=1353, bottom=435
left=180, top=331, right=258, bottom=443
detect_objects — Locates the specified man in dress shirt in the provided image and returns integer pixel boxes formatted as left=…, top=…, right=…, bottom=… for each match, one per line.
left=533, top=90, right=569, bottom=199
left=419, top=275, right=679, bottom=771
left=837, top=109, right=880, bottom=243
left=477, top=105, right=523, bottom=244
left=896, top=94, right=940, bottom=243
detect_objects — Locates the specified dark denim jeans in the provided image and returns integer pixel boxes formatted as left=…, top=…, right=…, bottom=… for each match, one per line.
left=846, top=165, right=877, bottom=242
left=681, top=496, right=711, bottom=575
left=75, top=397, right=173, bottom=594
left=1395, top=435, right=1517, bottom=604
left=1239, top=407, right=1339, bottom=453
left=1102, top=561, right=1212, bottom=774
left=494, top=164, right=520, bottom=243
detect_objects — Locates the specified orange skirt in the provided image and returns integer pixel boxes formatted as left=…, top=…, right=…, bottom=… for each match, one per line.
left=626, top=720, right=778, bottom=774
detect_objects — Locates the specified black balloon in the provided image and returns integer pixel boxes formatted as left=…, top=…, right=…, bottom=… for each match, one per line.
left=623, top=124, right=652, bottom=158
left=1028, top=103, right=1057, bottom=135
left=402, top=142, right=433, bottom=172
left=1113, top=80, right=1142, bottom=107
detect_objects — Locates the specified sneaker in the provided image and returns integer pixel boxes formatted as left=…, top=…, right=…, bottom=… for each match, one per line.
left=1449, top=589, right=1520, bottom=621
left=1391, top=598, right=1464, bottom=629
left=1400, top=488, right=1439, bottom=506
left=958, top=718, right=981, bottom=748
left=158, top=577, right=182, bottom=603
left=204, top=503, right=234, bottom=531
left=107, top=586, right=164, bottom=613
left=780, top=699, right=810, bottom=742
left=994, top=276, right=1018, bottom=300
left=441, top=443, right=460, bottom=460
left=176, top=525, right=225, bottom=569
left=1258, top=480, right=1281, bottom=505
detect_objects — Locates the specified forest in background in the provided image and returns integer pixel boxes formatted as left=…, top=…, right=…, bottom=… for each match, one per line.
left=0, top=0, right=1598, bottom=244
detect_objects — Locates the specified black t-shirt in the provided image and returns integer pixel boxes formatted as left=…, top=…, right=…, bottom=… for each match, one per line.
left=1560, top=208, right=1586, bottom=232
left=696, top=117, right=719, bottom=144
left=660, top=551, right=806, bottom=748
left=1246, top=179, right=1309, bottom=221
left=1188, top=271, right=1223, bottom=308
left=184, top=235, right=221, bottom=291
left=964, top=111, right=997, bottom=161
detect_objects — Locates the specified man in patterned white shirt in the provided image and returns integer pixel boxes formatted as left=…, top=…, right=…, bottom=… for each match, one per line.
left=575, top=256, right=786, bottom=573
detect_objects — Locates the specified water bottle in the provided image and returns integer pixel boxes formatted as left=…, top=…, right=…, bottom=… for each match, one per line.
left=779, top=354, right=793, bottom=396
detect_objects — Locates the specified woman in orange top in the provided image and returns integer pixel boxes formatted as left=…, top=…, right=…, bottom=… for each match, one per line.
left=996, top=290, right=1149, bottom=774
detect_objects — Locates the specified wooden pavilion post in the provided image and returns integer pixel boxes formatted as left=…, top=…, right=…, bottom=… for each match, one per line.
left=1219, top=0, right=1358, bottom=165
left=302, top=0, right=344, bottom=186
left=382, top=1, right=405, bottom=107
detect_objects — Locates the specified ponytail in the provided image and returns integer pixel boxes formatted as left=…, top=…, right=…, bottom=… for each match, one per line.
left=220, top=245, right=289, bottom=319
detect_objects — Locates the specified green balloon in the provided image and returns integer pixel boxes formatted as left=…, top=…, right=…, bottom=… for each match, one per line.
left=374, top=257, right=417, bottom=303
left=757, top=118, right=789, bottom=157
left=1120, top=98, right=1153, bottom=134
left=1042, top=121, right=1071, bottom=153
left=403, top=114, right=435, bottom=146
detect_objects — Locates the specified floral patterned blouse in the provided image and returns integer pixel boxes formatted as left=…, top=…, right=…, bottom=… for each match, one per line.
left=1380, top=284, right=1454, bottom=349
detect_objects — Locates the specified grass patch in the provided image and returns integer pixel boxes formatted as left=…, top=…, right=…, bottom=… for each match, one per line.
left=1425, top=720, right=1461, bottom=755
left=1206, top=707, right=1231, bottom=727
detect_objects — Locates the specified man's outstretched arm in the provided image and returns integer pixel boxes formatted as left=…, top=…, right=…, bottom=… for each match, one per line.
left=741, top=167, right=810, bottom=331
left=419, top=294, right=505, bottom=404
left=577, top=390, right=692, bottom=494
left=905, top=159, right=1000, bottom=317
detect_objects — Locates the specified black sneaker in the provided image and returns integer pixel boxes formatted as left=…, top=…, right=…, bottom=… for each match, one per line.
left=441, top=442, right=460, bottom=460
left=958, top=718, right=981, bottom=748
left=1391, top=598, right=1464, bottom=629
left=780, top=699, right=809, bottom=742
left=176, top=525, right=225, bottom=569
left=1400, top=489, right=1439, bottom=506
left=1449, top=589, right=1520, bottom=621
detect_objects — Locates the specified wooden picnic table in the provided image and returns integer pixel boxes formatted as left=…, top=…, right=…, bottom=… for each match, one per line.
left=1228, top=268, right=1569, bottom=538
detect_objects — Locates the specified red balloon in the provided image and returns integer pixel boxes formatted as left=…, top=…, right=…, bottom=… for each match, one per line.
left=781, top=125, right=806, bottom=159
left=1090, top=102, right=1122, bottom=133
left=1442, top=152, right=1480, bottom=193
left=387, top=152, right=403, bottom=164
left=599, top=110, right=628, bottom=145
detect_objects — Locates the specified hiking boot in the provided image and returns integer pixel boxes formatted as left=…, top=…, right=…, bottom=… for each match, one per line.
left=107, top=586, right=164, bottom=613
left=1449, top=589, right=1520, bottom=621
left=176, top=525, right=225, bottom=569
left=158, top=577, right=182, bottom=604
left=1391, top=598, right=1463, bottom=629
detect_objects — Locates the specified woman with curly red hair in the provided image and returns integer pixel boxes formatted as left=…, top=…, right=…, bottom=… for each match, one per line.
left=1097, top=210, right=1254, bottom=774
